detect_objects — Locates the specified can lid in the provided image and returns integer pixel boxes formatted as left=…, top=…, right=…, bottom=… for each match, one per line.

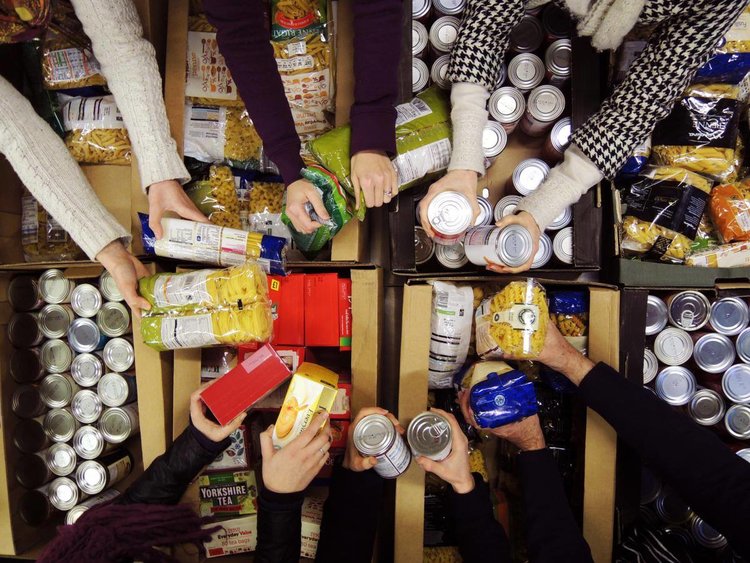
left=489, top=87, right=526, bottom=123
left=475, top=197, right=493, bottom=227
left=77, top=461, right=106, bottom=495
left=41, top=339, right=73, bottom=374
left=493, top=195, right=523, bottom=222
left=737, top=448, right=750, bottom=463
left=668, top=291, right=710, bottom=331
left=40, top=374, right=74, bottom=408
left=48, top=443, right=77, bottom=476
left=72, top=390, right=103, bottom=424
left=552, top=227, right=574, bottom=264
left=415, top=227, right=435, bottom=265
left=545, top=39, right=572, bottom=76
left=353, top=414, right=395, bottom=456
left=722, top=364, right=750, bottom=403
left=709, top=297, right=749, bottom=335
left=435, top=242, right=468, bottom=269
left=429, top=16, right=460, bottom=52
left=71, top=353, right=104, bottom=387
left=433, top=0, right=465, bottom=17
left=531, top=233, right=552, bottom=269
left=513, top=159, right=549, bottom=195
left=430, top=55, right=451, bottom=89
left=39, top=270, right=72, bottom=304
left=497, top=224, right=534, bottom=267
left=737, top=327, right=750, bottom=363
left=8, top=312, right=42, bottom=347
left=428, top=192, right=473, bottom=236
left=50, top=477, right=78, bottom=509
left=97, top=303, right=130, bottom=338
left=9, top=276, right=41, bottom=311
left=550, top=118, right=573, bottom=154
left=482, top=121, right=508, bottom=158
left=655, top=489, right=692, bottom=525
left=509, top=14, right=543, bottom=53
left=412, top=0, right=431, bottom=18
left=643, top=348, right=658, bottom=384
left=99, top=407, right=133, bottom=443
left=99, top=271, right=123, bottom=302
left=98, top=373, right=128, bottom=407
left=71, top=284, right=102, bottom=318
left=39, top=304, right=72, bottom=338
left=654, top=328, right=694, bottom=366
left=527, top=85, right=565, bottom=122
left=508, top=54, right=545, bottom=90
left=69, top=318, right=102, bottom=353
left=412, top=58, right=429, bottom=92
left=655, top=366, right=696, bottom=406
left=103, top=338, right=135, bottom=372
left=412, top=21, right=428, bottom=55
left=74, top=426, right=104, bottom=460
left=407, top=412, right=452, bottom=457
left=45, top=408, right=78, bottom=442
left=688, top=389, right=725, bottom=426
left=645, top=296, right=669, bottom=336
left=691, top=516, right=728, bottom=549
left=725, top=404, right=750, bottom=439
left=693, top=334, right=735, bottom=374
left=66, top=505, right=88, bottom=526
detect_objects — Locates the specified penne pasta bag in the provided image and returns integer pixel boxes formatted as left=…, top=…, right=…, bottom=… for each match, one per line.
left=60, top=95, right=132, bottom=165
left=270, top=0, right=327, bottom=41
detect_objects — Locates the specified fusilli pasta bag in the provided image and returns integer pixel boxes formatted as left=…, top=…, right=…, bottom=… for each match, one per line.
left=186, top=165, right=243, bottom=229
left=60, top=95, right=132, bottom=165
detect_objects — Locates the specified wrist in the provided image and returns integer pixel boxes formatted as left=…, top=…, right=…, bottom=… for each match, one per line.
left=96, top=240, right=126, bottom=262
left=517, top=436, right=546, bottom=452
left=557, top=349, right=595, bottom=386
left=451, top=474, right=475, bottom=494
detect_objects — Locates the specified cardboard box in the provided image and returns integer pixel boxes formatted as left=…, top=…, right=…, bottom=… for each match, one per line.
left=300, top=494, right=326, bottom=559
left=203, top=514, right=258, bottom=558
left=198, top=470, right=258, bottom=518
left=304, top=273, right=340, bottom=347
left=339, top=278, right=352, bottom=351
left=268, top=274, right=305, bottom=346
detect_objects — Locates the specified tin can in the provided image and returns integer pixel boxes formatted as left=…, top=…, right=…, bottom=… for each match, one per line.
left=688, top=389, right=726, bottom=427
left=8, top=312, right=44, bottom=348
left=464, top=225, right=534, bottom=268
left=430, top=54, right=451, bottom=89
left=475, top=197, right=494, bottom=227
left=16, top=451, right=53, bottom=489
left=693, top=333, right=735, bottom=374
left=44, top=408, right=80, bottom=442
left=542, top=3, right=572, bottom=41
left=552, top=227, right=574, bottom=264
left=482, top=121, right=508, bottom=160
left=407, top=411, right=452, bottom=461
left=97, top=302, right=131, bottom=338
left=493, top=195, right=523, bottom=222
left=98, top=270, right=123, bottom=302
left=73, top=425, right=115, bottom=460
left=725, top=404, right=750, bottom=439
left=654, top=489, right=693, bottom=525
left=19, top=489, right=54, bottom=527
left=76, top=449, right=133, bottom=495
left=40, top=373, right=80, bottom=409
left=543, top=117, right=572, bottom=163
left=520, top=85, right=566, bottom=137
left=654, top=328, right=693, bottom=366
left=690, top=516, right=728, bottom=549
left=38, top=304, right=75, bottom=339
left=48, top=477, right=85, bottom=511
left=494, top=63, right=507, bottom=89
left=546, top=205, right=572, bottom=231
left=99, top=404, right=140, bottom=444
left=643, top=348, right=658, bottom=384
left=738, top=327, right=750, bottom=363
left=435, top=242, right=469, bottom=269
left=98, top=372, right=137, bottom=407
left=425, top=191, right=474, bottom=245
left=412, top=20, right=429, bottom=58
left=667, top=291, right=711, bottom=332
left=415, top=227, right=435, bottom=266
left=103, top=337, right=135, bottom=373
left=655, top=366, right=696, bottom=406
left=530, top=233, right=552, bottom=269
left=645, top=295, right=669, bottom=336
left=39, top=269, right=76, bottom=304
left=65, top=489, right=121, bottom=526
left=71, top=353, right=105, bottom=387
left=13, top=416, right=51, bottom=454
left=545, top=39, right=572, bottom=87
left=640, top=466, right=661, bottom=505
left=12, top=385, right=47, bottom=419
left=507, top=53, right=545, bottom=93
left=429, top=16, right=460, bottom=54
left=512, top=159, right=550, bottom=196
left=70, top=284, right=103, bottom=318
left=45, top=442, right=77, bottom=477
left=10, top=347, right=45, bottom=384
left=722, top=364, right=750, bottom=404
left=8, top=275, right=44, bottom=311
left=488, top=87, right=526, bottom=133
left=432, top=0, right=464, bottom=16
left=709, top=297, right=749, bottom=335
left=69, top=318, right=107, bottom=353
left=353, top=414, right=411, bottom=478
left=737, top=448, right=750, bottom=463
left=41, top=339, right=73, bottom=374
left=508, top=14, right=543, bottom=54
left=71, top=390, right=103, bottom=424
left=412, top=58, right=429, bottom=94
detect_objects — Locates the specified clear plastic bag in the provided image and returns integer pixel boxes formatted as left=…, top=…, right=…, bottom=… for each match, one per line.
left=549, top=291, right=588, bottom=337
left=21, top=190, right=85, bottom=262
left=427, top=281, right=474, bottom=389
left=186, top=165, right=243, bottom=229
left=60, top=95, right=131, bottom=165
left=708, top=178, right=750, bottom=243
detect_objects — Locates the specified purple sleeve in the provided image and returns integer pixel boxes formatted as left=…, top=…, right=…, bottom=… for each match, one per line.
left=203, top=0, right=305, bottom=186
left=349, top=0, right=402, bottom=157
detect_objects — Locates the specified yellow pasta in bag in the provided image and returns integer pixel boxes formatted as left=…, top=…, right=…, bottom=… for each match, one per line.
left=21, top=190, right=85, bottom=262
left=61, top=95, right=132, bottom=165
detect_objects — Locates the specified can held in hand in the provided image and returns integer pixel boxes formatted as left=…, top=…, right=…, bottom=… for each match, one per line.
left=99, top=404, right=140, bottom=444
left=709, top=297, right=749, bottom=336
left=692, top=333, right=735, bottom=374
left=531, top=233, right=552, bottom=269
left=543, top=117, right=572, bottom=163
left=69, top=318, right=107, bottom=354
left=103, top=337, right=135, bottom=373
left=643, top=348, right=658, bottom=384
left=415, top=227, right=435, bottom=266
left=98, top=372, right=137, bottom=407
left=475, top=197, right=494, bottom=227
left=71, top=390, right=103, bottom=424
left=688, top=389, right=725, bottom=427
left=41, top=338, right=73, bottom=374
left=509, top=14, right=543, bottom=54
left=412, top=58, right=429, bottom=94
left=429, top=16, right=460, bottom=54
left=353, top=414, right=411, bottom=478
left=412, top=20, right=428, bottom=58
left=76, top=449, right=133, bottom=495
left=655, top=366, right=696, bottom=406
left=38, top=304, right=75, bottom=339
left=44, top=408, right=80, bottom=443
left=430, top=54, right=451, bottom=89
left=435, top=242, right=469, bottom=269
left=45, top=442, right=77, bottom=477
left=40, top=373, right=80, bottom=409
left=488, top=87, right=526, bottom=133
left=10, top=347, right=45, bottom=384
left=99, top=270, right=123, bottom=302
left=512, top=159, right=549, bottom=196
left=8, top=312, right=44, bottom=348
left=667, top=291, right=711, bottom=332
left=407, top=411, right=452, bottom=461
left=494, top=195, right=523, bottom=222
left=65, top=489, right=121, bottom=526
left=545, top=39, right=572, bottom=87
left=725, top=404, right=750, bottom=439
left=97, top=302, right=131, bottom=338
left=722, top=364, right=750, bottom=404
left=464, top=225, right=534, bottom=268
left=520, top=85, right=566, bottom=137
left=482, top=121, right=508, bottom=161
left=73, top=425, right=115, bottom=460
left=507, top=53, right=545, bottom=93
left=48, top=477, right=85, bottom=511
left=70, top=284, right=103, bottom=318
left=432, top=0, right=465, bottom=16
left=13, top=416, right=51, bottom=454
left=654, top=328, right=693, bottom=366
left=546, top=205, right=572, bottom=231
left=12, top=385, right=47, bottom=419
left=645, top=295, right=669, bottom=336
left=9, top=275, right=44, bottom=312
left=424, top=191, right=474, bottom=245
left=690, top=516, right=728, bottom=549
left=71, top=353, right=105, bottom=387
left=39, top=269, right=75, bottom=304
left=553, top=227, right=573, bottom=264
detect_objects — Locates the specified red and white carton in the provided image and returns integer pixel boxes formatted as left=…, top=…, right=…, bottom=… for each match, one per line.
left=204, top=514, right=257, bottom=558
left=338, top=278, right=352, bottom=351
left=268, top=274, right=305, bottom=346
left=301, top=494, right=326, bottom=559
left=304, top=274, right=340, bottom=347
left=330, top=383, right=352, bottom=420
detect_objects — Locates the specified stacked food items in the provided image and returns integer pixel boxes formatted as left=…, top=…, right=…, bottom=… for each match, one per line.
left=7, top=270, right=138, bottom=528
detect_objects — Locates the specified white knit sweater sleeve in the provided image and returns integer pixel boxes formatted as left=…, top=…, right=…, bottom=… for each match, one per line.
left=72, top=0, right=189, bottom=190
left=448, top=82, right=490, bottom=175
left=0, top=76, right=130, bottom=259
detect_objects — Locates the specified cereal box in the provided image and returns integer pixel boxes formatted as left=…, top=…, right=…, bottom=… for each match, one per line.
left=198, top=470, right=258, bottom=518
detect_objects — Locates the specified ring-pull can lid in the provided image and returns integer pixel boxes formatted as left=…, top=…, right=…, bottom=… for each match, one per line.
left=667, top=291, right=711, bottom=331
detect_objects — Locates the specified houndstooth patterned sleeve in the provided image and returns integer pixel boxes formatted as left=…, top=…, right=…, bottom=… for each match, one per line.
left=447, top=0, right=527, bottom=90
left=572, top=0, right=748, bottom=180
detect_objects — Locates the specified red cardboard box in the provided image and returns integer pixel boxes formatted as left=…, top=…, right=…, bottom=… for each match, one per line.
left=201, top=344, right=292, bottom=426
left=304, top=274, right=340, bottom=347
left=338, top=278, right=352, bottom=351
left=268, top=274, right=305, bottom=346
left=330, top=383, right=351, bottom=420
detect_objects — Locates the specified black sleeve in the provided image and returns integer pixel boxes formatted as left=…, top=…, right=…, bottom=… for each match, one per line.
left=518, top=449, right=593, bottom=563
left=580, top=363, right=750, bottom=556
left=255, top=488, right=304, bottom=563
left=447, top=473, right=511, bottom=563
left=315, top=464, right=384, bottom=563
left=119, top=423, right=229, bottom=505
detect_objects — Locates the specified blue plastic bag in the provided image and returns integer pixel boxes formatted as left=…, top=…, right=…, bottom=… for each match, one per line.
left=470, top=370, right=538, bottom=428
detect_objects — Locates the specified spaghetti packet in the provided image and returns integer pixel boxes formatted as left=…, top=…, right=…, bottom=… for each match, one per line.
left=60, top=95, right=131, bottom=165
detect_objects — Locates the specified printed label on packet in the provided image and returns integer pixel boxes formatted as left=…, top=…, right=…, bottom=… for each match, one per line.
left=185, top=31, right=238, bottom=101
left=395, top=97, right=433, bottom=126
left=153, top=270, right=212, bottom=308
left=184, top=105, right=227, bottom=162
left=21, top=196, right=39, bottom=245
left=155, top=220, right=223, bottom=263
left=48, top=48, right=101, bottom=84
left=394, top=139, right=451, bottom=186
left=276, top=55, right=315, bottom=72
left=219, top=230, right=249, bottom=266
left=106, top=456, right=132, bottom=485
left=492, top=304, right=540, bottom=331
left=62, top=96, right=124, bottom=131
left=160, top=315, right=219, bottom=349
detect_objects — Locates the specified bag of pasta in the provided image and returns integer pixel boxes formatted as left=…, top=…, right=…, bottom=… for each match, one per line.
left=709, top=178, right=750, bottom=243
left=61, top=95, right=131, bottom=165
left=186, top=165, right=242, bottom=229
left=549, top=290, right=588, bottom=355
left=270, top=0, right=327, bottom=41
left=184, top=103, right=263, bottom=170
left=621, top=167, right=713, bottom=263
left=238, top=173, right=288, bottom=240
left=21, top=190, right=84, bottom=262
left=651, top=84, right=743, bottom=183
left=474, top=279, right=549, bottom=360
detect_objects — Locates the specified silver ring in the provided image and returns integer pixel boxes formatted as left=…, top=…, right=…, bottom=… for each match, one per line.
left=319, top=447, right=326, bottom=456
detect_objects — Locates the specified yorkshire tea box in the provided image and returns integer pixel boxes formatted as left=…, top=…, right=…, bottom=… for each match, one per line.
left=272, top=363, right=339, bottom=449
left=204, top=515, right=257, bottom=558
left=198, top=470, right=258, bottom=518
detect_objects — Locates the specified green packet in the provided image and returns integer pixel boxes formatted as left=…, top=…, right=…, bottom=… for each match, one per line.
left=198, top=470, right=258, bottom=519
left=282, top=165, right=353, bottom=259
left=308, top=87, right=452, bottom=207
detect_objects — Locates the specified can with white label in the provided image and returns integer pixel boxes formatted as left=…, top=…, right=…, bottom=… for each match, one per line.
left=97, top=302, right=131, bottom=338
left=353, top=414, right=411, bottom=478
left=412, top=20, right=429, bottom=58
left=692, top=333, right=735, bottom=374
left=475, top=197, right=494, bottom=227
left=73, top=425, right=116, bottom=460
left=667, top=291, right=711, bottom=332
left=8, top=312, right=44, bottom=348
left=688, top=389, right=725, bottom=427
left=435, top=242, right=469, bottom=270
left=424, top=191, right=474, bottom=245
left=8, top=275, right=44, bottom=311
left=12, top=385, right=47, bottom=419
left=430, top=54, right=451, bottom=89
left=45, top=442, right=77, bottom=477
left=38, top=304, right=75, bottom=339
left=655, top=366, right=696, bottom=406
left=69, top=318, right=107, bottom=354
left=725, top=404, right=750, bottom=439
left=71, top=390, right=103, bottom=424
left=545, top=39, right=572, bottom=87
left=412, top=58, right=429, bottom=94
left=507, top=53, right=545, bottom=93
left=482, top=121, right=508, bottom=161
left=509, top=14, right=543, bottom=54
left=520, top=85, right=566, bottom=137
left=44, top=408, right=80, bottom=443
left=65, top=489, right=121, bottom=526
left=531, top=233, right=552, bottom=269
left=407, top=411, right=452, bottom=461
left=13, top=416, right=51, bottom=454
left=429, top=16, right=460, bottom=54
left=415, top=227, right=435, bottom=266
left=432, top=0, right=464, bottom=16
left=99, top=404, right=140, bottom=444
left=546, top=206, right=572, bottom=231
left=76, top=449, right=133, bottom=495
left=39, top=373, right=80, bottom=409
left=99, top=270, right=123, bottom=302
left=71, top=353, right=105, bottom=387
left=488, top=87, right=526, bottom=133
left=553, top=227, right=574, bottom=265
left=643, top=348, right=658, bottom=384
left=41, top=339, right=73, bottom=374
left=709, top=297, right=749, bottom=336
left=48, top=477, right=86, bottom=511
left=464, top=225, right=534, bottom=268
left=654, top=328, right=693, bottom=366
left=645, top=295, right=669, bottom=336
left=511, top=159, right=550, bottom=196
left=38, top=269, right=76, bottom=304
left=98, top=372, right=137, bottom=407
left=103, top=337, right=135, bottom=373
left=722, top=364, right=750, bottom=404
left=10, top=347, right=45, bottom=384
left=70, top=284, right=103, bottom=318
left=543, top=117, right=572, bottom=163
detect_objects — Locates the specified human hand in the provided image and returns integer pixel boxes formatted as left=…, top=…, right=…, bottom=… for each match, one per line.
left=419, top=170, right=480, bottom=238
left=343, top=407, right=405, bottom=472
left=285, top=179, right=330, bottom=234
left=485, top=211, right=541, bottom=274
left=536, top=322, right=595, bottom=385
left=95, top=241, right=151, bottom=316
left=191, top=382, right=245, bottom=443
left=260, top=412, right=332, bottom=493
left=414, top=408, right=474, bottom=494
left=147, top=179, right=209, bottom=239
left=351, top=150, right=397, bottom=210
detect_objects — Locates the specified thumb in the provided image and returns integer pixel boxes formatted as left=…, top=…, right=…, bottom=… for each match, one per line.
left=149, top=212, right=164, bottom=240
left=415, top=456, right=436, bottom=474
left=365, top=456, right=378, bottom=469
left=178, top=202, right=210, bottom=224
left=307, top=188, right=330, bottom=221
left=130, top=256, right=151, bottom=279
left=260, top=425, right=275, bottom=460
left=494, top=213, right=517, bottom=229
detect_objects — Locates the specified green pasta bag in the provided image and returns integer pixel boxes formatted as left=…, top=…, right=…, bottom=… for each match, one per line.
left=308, top=87, right=452, bottom=219
left=282, top=165, right=352, bottom=259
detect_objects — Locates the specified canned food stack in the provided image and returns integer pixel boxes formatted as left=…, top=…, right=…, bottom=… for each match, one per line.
left=6, top=270, right=138, bottom=528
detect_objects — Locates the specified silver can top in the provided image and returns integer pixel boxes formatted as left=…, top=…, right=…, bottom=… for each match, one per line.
left=427, top=191, right=474, bottom=237
left=737, top=448, right=750, bottom=463
left=482, top=121, right=508, bottom=159
left=547, top=205, right=572, bottom=231
left=430, top=54, right=451, bottom=90
left=737, top=327, right=750, bottom=363
left=643, top=348, right=658, bottom=384
left=48, top=477, right=80, bottom=511
left=435, top=242, right=469, bottom=269
left=103, top=337, right=135, bottom=373
left=99, top=405, right=138, bottom=444
left=76, top=460, right=107, bottom=495
left=553, top=227, right=573, bottom=264
left=73, top=425, right=105, bottom=460
left=725, top=404, right=750, bottom=439
left=40, top=373, right=78, bottom=409
left=353, top=414, right=396, bottom=457
left=512, top=159, right=549, bottom=196
left=509, top=14, right=543, bottom=53
left=488, top=87, right=526, bottom=124
left=668, top=291, right=711, bottom=331
left=475, top=197, right=494, bottom=227
left=38, top=304, right=74, bottom=339
left=44, top=408, right=79, bottom=442
left=412, top=20, right=429, bottom=56
left=545, top=39, right=572, bottom=77
left=722, top=364, right=750, bottom=404
left=71, top=353, right=104, bottom=387
left=39, top=269, right=75, bottom=304
left=655, top=366, right=696, bottom=406
left=526, top=85, right=565, bottom=123
left=531, top=233, right=552, bottom=269
left=432, top=0, right=465, bottom=16
left=654, top=489, right=693, bottom=525
left=693, top=333, right=735, bottom=374
left=690, top=516, right=728, bottom=549
left=507, top=53, right=545, bottom=92
left=494, top=195, right=523, bottom=222
left=429, top=16, right=460, bottom=53
left=412, top=58, right=429, bottom=94
left=69, top=318, right=105, bottom=354
left=41, top=339, right=73, bottom=374
left=70, top=284, right=103, bottom=318
left=709, top=297, right=749, bottom=336
left=415, top=227, right=435, bottom=265
left=97, top=373, right=134, bottom=407
left=71, top=390, right=103, bottom=424
left=688, top=389, right=725, bottom=427
left=645, top=295, right=669, bottom=336
left=97, top=302, right=131, bottom=338
left=407, top=412, right=452, bottom=459
left=99, top=270, right=123, bottom=302
left=497, top=224, right=534, bottom=268
left=65, top=505, right=88, bottom=526
left=549, top=118, right=572, bottom=154
left=46, top=442, right=77, bottom=477
left=654, top=328, right=693, bottom=366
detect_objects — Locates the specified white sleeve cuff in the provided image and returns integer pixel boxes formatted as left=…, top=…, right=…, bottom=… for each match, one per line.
left=447, top=82, right=490, bottom=175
